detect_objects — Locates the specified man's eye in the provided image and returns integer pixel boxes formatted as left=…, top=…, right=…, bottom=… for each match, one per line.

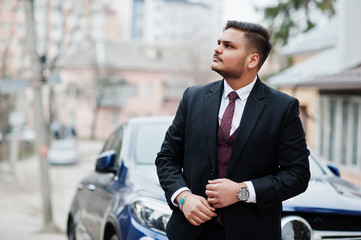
left=225, top=44, right=232, bottom=48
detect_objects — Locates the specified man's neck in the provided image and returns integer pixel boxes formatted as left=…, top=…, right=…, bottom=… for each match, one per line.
left=225, top=74, right=257, bottom=90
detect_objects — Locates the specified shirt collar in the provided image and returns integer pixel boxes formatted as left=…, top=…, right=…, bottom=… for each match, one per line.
left=223, top=76, right=257, bottom=101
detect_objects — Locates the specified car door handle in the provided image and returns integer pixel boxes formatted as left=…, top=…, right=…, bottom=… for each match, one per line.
left=88, top=184, right=96, bottom=191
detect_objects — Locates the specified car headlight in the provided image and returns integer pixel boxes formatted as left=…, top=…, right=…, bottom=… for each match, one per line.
left=281, top=216, right=313, bottom=240
left=130, top=198, right=171, bottom=235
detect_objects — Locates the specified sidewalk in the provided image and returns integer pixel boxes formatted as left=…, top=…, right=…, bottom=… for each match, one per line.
left=0, top=139, right=103, bottom=240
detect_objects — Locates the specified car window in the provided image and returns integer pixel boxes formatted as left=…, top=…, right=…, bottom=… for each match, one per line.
left=101, top=132, right=117, bottom=153
left=101, top=127, right=123, bottom=165
left=309, top=154, right=329, bottom=177
left=134, top=122, right=170, bottom=165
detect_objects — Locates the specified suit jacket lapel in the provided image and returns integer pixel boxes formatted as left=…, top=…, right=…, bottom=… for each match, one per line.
left=205, top=80, right=223, bottom=173
left=227, top=78, right=266, bottom=176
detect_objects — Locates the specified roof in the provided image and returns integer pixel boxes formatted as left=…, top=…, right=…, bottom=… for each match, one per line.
left=268, top=1, right=361, bottom=88
left=268, top=17, right=342, bottom=87
left=299, top=64, right=361, bottom=89
left=56, top=40, right=202, bottom=73
left=281, top=16, right=338, bottom=56
left=268, top=48, right=345, bottom=87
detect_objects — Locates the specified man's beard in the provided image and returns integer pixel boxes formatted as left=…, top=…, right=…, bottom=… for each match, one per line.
left=211, top=58, right=246, bottom=80
left=212, top=67, right=244, bottom=80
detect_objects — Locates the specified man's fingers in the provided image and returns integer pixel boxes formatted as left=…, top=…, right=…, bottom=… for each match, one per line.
left=206, top=183, right=215, bottom=190
left=186, top=208, right=212, bottom=226
left=182, top=194, right=217, bottom=226
left=200, top=197, right=216, bottom=213
left=208, top=178, right=225, bottom=184
left=192, top=211, right=212, bottom=223
left=205, top=189, right=215, bottom=198
left=207, top=196, right=217, bottom=205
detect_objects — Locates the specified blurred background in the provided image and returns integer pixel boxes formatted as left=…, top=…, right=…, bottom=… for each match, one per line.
left=1, top=0, right=361, bottom=239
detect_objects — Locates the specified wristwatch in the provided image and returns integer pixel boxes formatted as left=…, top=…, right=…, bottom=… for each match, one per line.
left=237, top=183, right=249, bottom=202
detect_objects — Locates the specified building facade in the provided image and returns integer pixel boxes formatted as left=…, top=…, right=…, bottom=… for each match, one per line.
left=268, top=0, right=361, bottom=175
left=1, top=0, right=224, bottom=140
left=56, top=41, right=218, bottom=138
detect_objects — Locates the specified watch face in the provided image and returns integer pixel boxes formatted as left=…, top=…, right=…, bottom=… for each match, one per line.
left=238, top=188, right=249, bottom=201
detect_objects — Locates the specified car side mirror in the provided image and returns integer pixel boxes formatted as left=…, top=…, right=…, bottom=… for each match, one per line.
left=327, top=163, right=340, bottom=177
left=95, top=150, right=117, bottom=174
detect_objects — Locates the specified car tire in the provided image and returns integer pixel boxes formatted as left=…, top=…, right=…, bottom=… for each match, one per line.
left=67, top=217, right=76, bottom=240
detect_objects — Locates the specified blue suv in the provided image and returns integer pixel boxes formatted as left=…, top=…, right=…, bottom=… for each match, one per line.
left=67, top=116, right=361, bottom=240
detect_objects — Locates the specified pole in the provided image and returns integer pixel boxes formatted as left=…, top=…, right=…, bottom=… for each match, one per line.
left=8, top=92, right=22, bottom=178
left=24, top=0, right=54, bottom=227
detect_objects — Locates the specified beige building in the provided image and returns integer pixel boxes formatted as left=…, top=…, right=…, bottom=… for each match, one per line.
left=1, top=0, right=224, bottom=141
left=56, top=41, right=218, bottom=139
left=268, top=0, right=361, bottom=175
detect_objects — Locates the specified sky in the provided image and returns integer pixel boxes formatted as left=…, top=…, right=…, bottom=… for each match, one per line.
left=222, top=0, right=276, bottom=24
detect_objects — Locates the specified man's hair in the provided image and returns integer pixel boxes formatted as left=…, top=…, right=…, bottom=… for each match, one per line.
left=224, top=20, right=272, bottom=70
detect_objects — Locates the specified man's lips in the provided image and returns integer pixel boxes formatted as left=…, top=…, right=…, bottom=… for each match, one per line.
left=213, top=54, right=222, bottom=62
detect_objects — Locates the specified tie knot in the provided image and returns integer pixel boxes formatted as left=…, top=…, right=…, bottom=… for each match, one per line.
left=228, top=91, right=239, bottom=101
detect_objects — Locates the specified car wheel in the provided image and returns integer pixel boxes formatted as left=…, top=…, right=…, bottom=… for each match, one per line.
left=67, top=217, right=76, bottom=240
left=281, top=216, right=312, bottom=240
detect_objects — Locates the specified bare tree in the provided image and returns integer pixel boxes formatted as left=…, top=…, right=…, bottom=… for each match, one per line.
left=0, top=0, right=19, bottom=162
left=24, top=0, right=54, bottom=228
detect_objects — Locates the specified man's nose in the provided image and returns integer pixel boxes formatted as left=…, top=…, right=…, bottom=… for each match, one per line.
left=214, top=45, right=223, bottom=54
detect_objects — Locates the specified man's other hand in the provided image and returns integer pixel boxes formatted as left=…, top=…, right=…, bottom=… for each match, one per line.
left=178, top=193, right=217, bottom=226
left=206, top=178, right=239, bottom=208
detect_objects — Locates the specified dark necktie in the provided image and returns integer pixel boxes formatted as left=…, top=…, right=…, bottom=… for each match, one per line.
left=220, top=91, right=239, bottom=139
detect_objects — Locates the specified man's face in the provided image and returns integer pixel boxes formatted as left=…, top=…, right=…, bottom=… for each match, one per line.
left=211, top=28, right=250, bottom=79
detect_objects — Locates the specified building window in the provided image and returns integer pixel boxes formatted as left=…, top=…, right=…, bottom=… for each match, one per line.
left=2, top=3, right=10, bottom=13
left=328, top=98, right=336, bottom=162
left=97, top=81, right=136, bottom=108
left=18, top=38, right=25, bottom=45
left=352, top=102, right=359, bottom=166
left=341, top=99, right=349, bottom=165
left=319, top=95, right=361, bottom=169
left=2, top=21, right=9, bottom=30
left=110, top=111, right=118, bottom=128
left=146, top=83, right=153, bottom=99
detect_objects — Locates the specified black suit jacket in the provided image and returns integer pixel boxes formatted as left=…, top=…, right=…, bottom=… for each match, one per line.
left=156, top=78, right=310, bottom=240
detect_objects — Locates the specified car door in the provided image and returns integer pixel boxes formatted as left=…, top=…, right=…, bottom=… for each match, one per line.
left=83, top=127, right=124, bottom=239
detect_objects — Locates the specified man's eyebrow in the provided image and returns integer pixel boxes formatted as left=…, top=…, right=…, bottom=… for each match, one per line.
left=218, top=39, right=235, bottom=45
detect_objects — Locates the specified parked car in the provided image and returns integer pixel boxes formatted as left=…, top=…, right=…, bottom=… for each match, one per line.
left=67, top=116, right=361, bottom=240
left=5, top=127, right=36, bottom=142
left=48, top=139, right=78, bottom=165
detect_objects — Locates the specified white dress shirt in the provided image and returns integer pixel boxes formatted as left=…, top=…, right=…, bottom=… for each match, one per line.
left=171, top=77, right=258, bottom=206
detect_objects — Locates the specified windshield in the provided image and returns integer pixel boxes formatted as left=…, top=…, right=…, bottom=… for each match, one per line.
left=133, top=120, right=333, bottom=175
left=309, top=153, right=330, bottom=177
left=134, top=121, right=171, bottom=164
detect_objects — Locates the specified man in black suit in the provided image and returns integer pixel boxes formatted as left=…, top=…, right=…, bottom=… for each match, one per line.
left=156, top=20, right=310, bottom=240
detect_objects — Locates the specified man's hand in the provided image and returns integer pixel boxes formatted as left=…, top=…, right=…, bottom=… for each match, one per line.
left=206, top=178, right=239, bottom=208
left=177, top=192, right=217, bottom=226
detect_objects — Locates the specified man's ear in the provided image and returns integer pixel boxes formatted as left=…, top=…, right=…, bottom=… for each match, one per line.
left=247, top=54, right=259, bottom=70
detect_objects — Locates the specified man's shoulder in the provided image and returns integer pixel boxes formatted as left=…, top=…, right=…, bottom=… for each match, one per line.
left=186, top=80, right=223, bottom=97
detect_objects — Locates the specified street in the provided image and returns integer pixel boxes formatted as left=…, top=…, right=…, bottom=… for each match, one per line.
left=1, top=138, right=361, bottom=240
left=0, top=139, right=103, bottom=240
